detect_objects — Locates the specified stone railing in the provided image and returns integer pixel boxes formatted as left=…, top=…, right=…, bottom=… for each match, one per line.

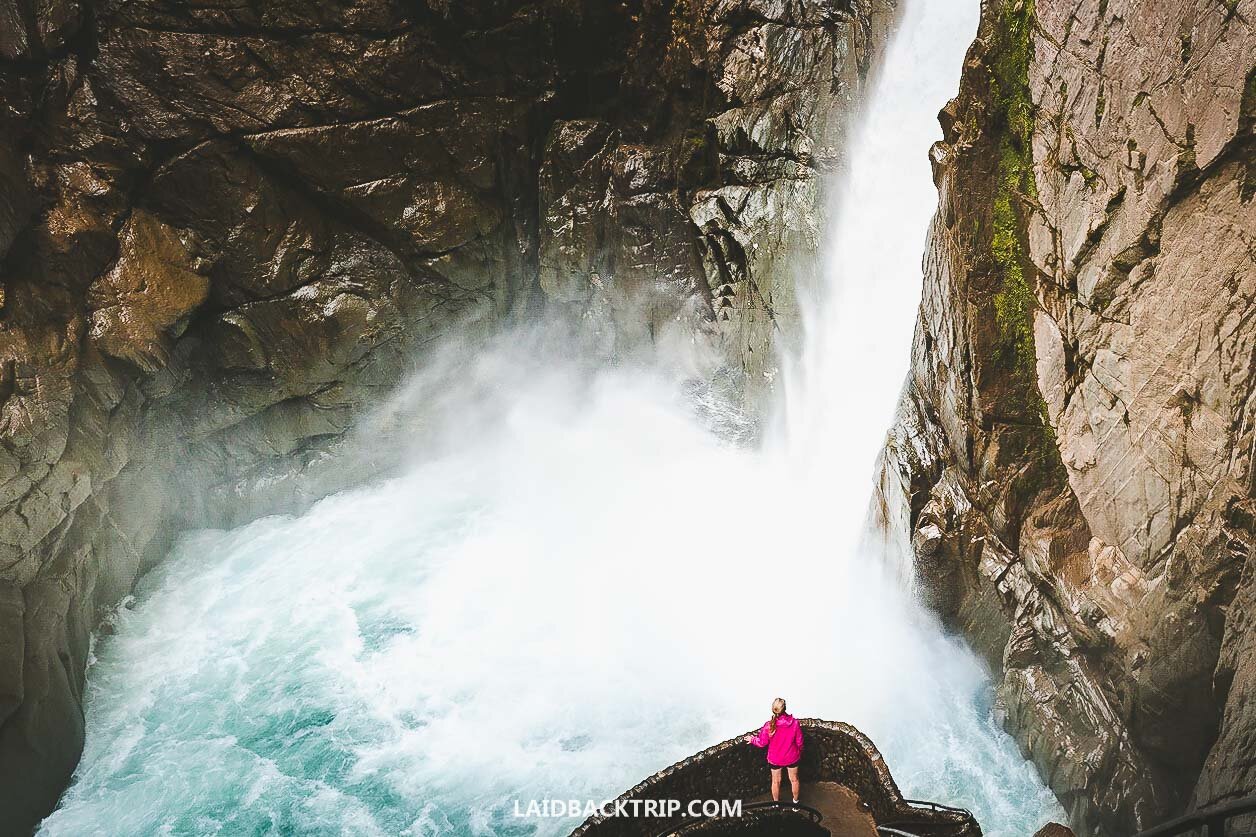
left=570, top=719, right=979, bottom=837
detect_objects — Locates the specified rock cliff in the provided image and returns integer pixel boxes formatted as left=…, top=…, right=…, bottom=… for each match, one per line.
left=0, top=0, right=893, bottom=831
left=881, top=0, right=1255, bottom=834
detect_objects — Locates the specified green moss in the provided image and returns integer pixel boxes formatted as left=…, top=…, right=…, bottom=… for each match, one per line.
left=988, top=0, right=1038, bottom=374
left=991, top=180, right=1035, bottom=371
left=985, top=0, right=1068, bottom=502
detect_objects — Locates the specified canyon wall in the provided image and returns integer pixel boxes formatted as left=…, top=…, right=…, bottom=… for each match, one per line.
left=0, top=0, right=893, bottom=831
left=882, top=0, right=1255, bottom=834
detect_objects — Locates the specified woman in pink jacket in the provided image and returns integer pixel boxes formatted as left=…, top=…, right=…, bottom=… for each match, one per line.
left=743, top=697, right=804, bottom=803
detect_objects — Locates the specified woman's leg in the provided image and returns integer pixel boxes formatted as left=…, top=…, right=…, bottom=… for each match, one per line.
left=787, top=766, right=800, bottom=803
left=770, top=767, right=782, bottom=801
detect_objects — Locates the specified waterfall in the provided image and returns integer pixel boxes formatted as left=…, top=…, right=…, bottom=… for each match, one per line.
left=40, top=2, right=1066, bottom=836
left=774, top=0, right=986, bottom=577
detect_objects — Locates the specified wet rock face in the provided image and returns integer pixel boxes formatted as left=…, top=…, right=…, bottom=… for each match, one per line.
left=881, top=0, right=1255, bottom=834
left=0, top=0, right=894, bottom=831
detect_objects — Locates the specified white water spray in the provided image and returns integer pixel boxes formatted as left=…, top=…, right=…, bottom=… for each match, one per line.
left=41, top=3, right=1065, bottom=836
left=774, top=0, right=982, bottom=572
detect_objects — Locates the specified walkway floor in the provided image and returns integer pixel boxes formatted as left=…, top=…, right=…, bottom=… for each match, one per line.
left=750, top=782, right=878, bottom=837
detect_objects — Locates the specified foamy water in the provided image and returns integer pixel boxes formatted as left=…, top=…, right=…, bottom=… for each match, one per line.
left=40, top=2, right=1065, bottom=835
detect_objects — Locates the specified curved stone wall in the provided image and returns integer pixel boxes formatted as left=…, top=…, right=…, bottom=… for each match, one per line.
left=571, top=719, right=978, bottom=837
left=672, top=807, right=829, bottom=837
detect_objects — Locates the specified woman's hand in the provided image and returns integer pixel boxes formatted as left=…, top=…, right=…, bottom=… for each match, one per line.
left=743, top=734, right=753, bottom=744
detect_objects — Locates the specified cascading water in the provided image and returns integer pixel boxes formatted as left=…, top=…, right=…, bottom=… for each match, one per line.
left=773, top=0, right=980, bottom=572
left=40, top=2, right=1067, bottom=836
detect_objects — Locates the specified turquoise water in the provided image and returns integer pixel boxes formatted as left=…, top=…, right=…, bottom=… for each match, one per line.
left=39, top=0, right=1067, bottom=834
left=39, top=364, right=1062, bottom=837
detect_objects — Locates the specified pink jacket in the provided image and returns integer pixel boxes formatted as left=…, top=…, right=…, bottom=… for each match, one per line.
left=749, top=713, right=804, bottom=766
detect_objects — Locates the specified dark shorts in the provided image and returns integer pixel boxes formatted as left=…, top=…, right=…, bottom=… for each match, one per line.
left=768, top=760, right=799, bottom=771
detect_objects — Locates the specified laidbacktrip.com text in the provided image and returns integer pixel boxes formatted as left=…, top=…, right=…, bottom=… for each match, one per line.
left=514, top=799, right=745, bottom=819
